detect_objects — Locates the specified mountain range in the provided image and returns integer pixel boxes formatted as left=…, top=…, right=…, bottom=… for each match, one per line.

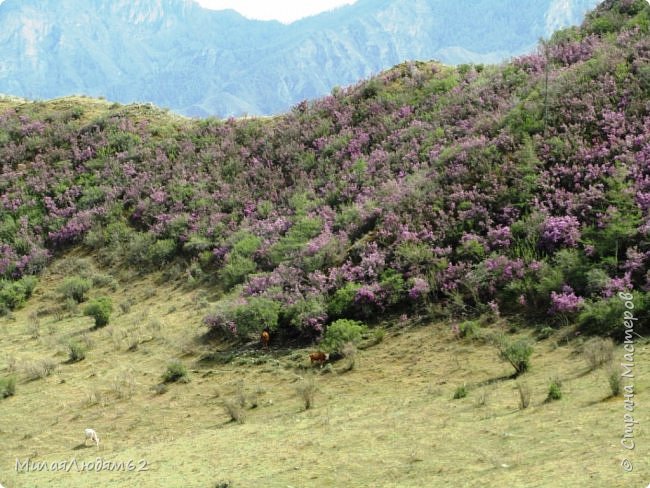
left=0, top=0, right=601, bottom=116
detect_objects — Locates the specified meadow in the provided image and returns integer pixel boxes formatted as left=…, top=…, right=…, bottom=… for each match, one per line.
left=1, top=252, right=648, bottom=487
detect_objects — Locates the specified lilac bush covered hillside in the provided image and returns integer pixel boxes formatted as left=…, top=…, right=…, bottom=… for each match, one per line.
left=1, top=0, right=649, bottom=340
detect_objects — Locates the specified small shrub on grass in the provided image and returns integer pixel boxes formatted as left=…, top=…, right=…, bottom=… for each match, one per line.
left=475, top=389, right=489, bottom=407
left=143, top=286, right=156, bottom=299
left=223, top=398, right=246, bottom=423
left=296, top=377, right=317, bottom=410
left=341, top=342, right=358, bottom=371
left=536, top=326, right=555, bottom=340
left=26, top=312, right=40, bottom=339
left=59, top=276, right=92, bottom=303
left=90, top=272, right=117, bottom=289
left=516, top=381, right=531, bottom=409
left=119, top=298, right=134, bottom=314
left=459, top=320, right=480, bottom=339
left=321, top=319, right=367, bottom=354
left=453, top=384, right=468, bottom=399
left=0, top=375, right=16, bottom=398
left=547, top=377, right=563, bottom=401
left=111, top=370, right=136, bottom=399
left=162, top=360, right=189, bottom=383
left=583, top=337, right=614, bottom=371
left=497, top=338, right=533, bottom=376
left=22, top=359, right=57, bottom=380
left=608, top=365, right=622, bottom=397
left=0, top=276, right=38, bottom=310
left=63, top=298, right=78, bottom=315
left=84, top=297, right=113, bottom=328
left=85, top=388, right=105, bottom=407
left=67, top=341, right=87, bottom=362
left=372, top=328, right=385, bottom=344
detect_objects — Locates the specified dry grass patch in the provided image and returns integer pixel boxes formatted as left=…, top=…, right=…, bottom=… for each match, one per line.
left=21, top=358, right=57, bottom=381
left=110, top=369, right=137, bottom=400
left=296, top=376, right=318, bottom=410
left=582, top=337, right=614, bottom=371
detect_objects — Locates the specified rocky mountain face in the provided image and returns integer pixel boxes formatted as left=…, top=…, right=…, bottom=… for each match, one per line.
left=0, top=0, right=600, bottom=116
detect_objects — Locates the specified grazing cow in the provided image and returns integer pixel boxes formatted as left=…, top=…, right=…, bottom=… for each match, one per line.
left=309, top=352, right=329, bottom=367
left=84, top=428, right=99, bottom=447
left=260, top=328, right=270, bottom=350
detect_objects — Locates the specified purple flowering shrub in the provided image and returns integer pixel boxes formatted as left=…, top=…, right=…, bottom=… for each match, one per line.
left=549, top=285, right=585, bottom=315
left=3, top=1, right=650, bottom=339
left=540, top=216, right=581, bottom=251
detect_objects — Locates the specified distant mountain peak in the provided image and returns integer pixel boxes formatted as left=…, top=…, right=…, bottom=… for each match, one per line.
left=0, top=0, right=601, bottom=116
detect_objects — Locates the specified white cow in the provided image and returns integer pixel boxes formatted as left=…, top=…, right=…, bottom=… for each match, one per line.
left=84, top=428, right=99, bottom=447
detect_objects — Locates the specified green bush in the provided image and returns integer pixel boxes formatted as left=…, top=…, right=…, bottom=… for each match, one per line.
left=219, top=253, right=257, bottom=290
left=285, top=297, right=327, bottom=331
left=453, top=384, right=468, bottom=399
left=586, top=12, right=620, bottom=34
left=458, top=238, right=486, bottom=262
left=0, top=375, right=16, bottom=398
left=334, top=205, right=361, bottom=231
left=67, top=341, right=87, bottom=362
left=578, top=297, right=626, bottom=337
left=608, top=365, right=622, bottom=397
left=379, top=270, right=406, bottom=306
left=59, top=276, right=92, bottom=303
left=585, top=268, right=610, bottom=297
left=0, top=283, right=23, bottom=310
left=125, top=232, right=157, bottom=266
left=547, top=378, right=562, bottom=401
left=0, top=276, right=38, bottom=310
left=394, top=241, right=437, bottom=274
left=498, top=338, right=533, bottom=376
left=581, top=292, right=649, bottom=338
left=553, top=249, right=588, bottom=293
left=536, top=326, right=555, bottom=340
left=147, top=239, right=177, bottom=266
left=162, top=360, right=189, bottom=383
left=327, top=282, right=362, bottom=318
left=20, top=275, right=37, bottom=297
left=84, top=297, right=113, bottom=328
left=231, top=232, right=262, bottom=257
left=459, top=320, right=480, bottom=339
left=233, top=297, right=280, bottom=338
left=322, top=319, right=367, bottom=353
left=269, top=216, right=322, bottom=265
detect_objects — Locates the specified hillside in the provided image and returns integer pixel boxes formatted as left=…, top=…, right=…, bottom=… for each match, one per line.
left=0, top=0, right=600, bottom=116
left=1, top=1, right=650, bottom=486
left=1, top=0, right=649, bottom=340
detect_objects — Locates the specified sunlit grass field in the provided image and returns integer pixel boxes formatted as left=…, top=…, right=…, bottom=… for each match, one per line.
left=0, top=253, right=648, bottom=487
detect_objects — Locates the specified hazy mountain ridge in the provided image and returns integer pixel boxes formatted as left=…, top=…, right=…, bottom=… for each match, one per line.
left=0, top=0, right=600, bottom=116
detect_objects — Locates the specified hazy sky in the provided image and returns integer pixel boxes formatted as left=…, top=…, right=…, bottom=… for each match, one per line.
left=195, top=0, right=358, bottom=23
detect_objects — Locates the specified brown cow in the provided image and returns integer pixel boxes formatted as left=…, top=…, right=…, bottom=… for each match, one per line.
left=260, top=329, right=270, bottom=350
left=309, top=351, right=329, bottom=367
